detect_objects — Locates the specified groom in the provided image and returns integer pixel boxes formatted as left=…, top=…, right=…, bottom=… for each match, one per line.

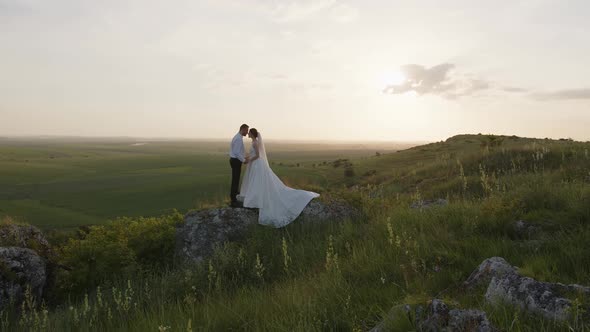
left=229, top=124, right=249, bottom=207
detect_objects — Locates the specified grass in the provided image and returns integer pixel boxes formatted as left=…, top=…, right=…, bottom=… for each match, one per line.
left=0, top=138, right=397, bottom=230
left=1, top=134, right=590, bottom=331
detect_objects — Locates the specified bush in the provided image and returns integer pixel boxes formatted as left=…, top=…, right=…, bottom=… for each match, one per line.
left=56, top=211, right=183, bottom=295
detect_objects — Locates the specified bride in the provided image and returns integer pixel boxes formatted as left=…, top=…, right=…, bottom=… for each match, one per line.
left=237, top=128, right=319, bottom=228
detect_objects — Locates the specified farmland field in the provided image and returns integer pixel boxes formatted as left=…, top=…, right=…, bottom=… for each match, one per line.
left=0, top=137, right=407, bottom=229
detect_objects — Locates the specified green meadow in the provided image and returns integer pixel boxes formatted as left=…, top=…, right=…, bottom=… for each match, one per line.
left=0, top=138, right=404, bottom=229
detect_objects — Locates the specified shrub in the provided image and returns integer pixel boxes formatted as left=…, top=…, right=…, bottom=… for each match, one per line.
left=56, top=211, right=183, bottom=295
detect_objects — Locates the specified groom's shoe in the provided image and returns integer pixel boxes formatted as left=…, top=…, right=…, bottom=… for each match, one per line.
left=229, top=201, right=243, bottom=208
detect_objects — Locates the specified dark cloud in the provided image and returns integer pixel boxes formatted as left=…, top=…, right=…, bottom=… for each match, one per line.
left=381, top=63, right=590, bottom=102
left=382, top=63, right=492, bottom=99
left=531, top=89, right=590, bottom=101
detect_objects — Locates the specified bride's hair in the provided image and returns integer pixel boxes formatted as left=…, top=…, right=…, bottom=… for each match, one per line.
left=249, top=128, right=259, bottom=138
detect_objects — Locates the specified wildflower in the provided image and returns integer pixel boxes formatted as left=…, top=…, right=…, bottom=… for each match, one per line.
left=254, top=253, right=265, bottom=280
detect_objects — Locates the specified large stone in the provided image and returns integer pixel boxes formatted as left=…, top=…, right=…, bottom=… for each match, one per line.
left=419, top=299, right=495, bottom=332
left=485, top=272, right=590, bottom=321
left=467, top=257, right=590, bottom=322
left=175, top=200, right=359, bottom=264
left=0, top=223, right=52, bottom=259
left=464, top=257, right=518, bottom=289
left=0, top=247, right=47, bottom=310
left=371, top=300, right=495, bottom=332
left=298, top=200, right=359, bottom=222
left=176, top=207, right=258, bottom=264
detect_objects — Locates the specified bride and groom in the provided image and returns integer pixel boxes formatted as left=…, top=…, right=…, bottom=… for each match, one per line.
left=229, top=124, right=319, bottom=228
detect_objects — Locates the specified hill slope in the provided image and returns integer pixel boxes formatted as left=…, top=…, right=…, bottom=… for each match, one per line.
left=3, top=134, right=590, bottom=331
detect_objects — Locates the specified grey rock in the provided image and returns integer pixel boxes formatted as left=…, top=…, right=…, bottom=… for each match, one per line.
left=0, top=223, right=52, bottom=258
left=466, top=257, right=590, bottom=322
left=372, top=300, right=495, bottom=332
left=420, top=299, right=495, bottom=332
left=410, top=199, right=449, bottom=210
left=419, top=299, right=450, bottom=331
left=0, top=247, right=47, bottom=310
left=464, top=257, right=517, bottom=289
left=447, top=309, right=495, bottom=332
left=485, top=272, right=590, bottom=321
left=298, top=200, right=360, bottom=222
left=176, top=200, right=359, bottom=264
left=176, top=207, right=257, bottom=264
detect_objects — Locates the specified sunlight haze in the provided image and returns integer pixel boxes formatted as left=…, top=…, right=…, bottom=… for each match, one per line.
left=1, top=0, right=589, bottom=141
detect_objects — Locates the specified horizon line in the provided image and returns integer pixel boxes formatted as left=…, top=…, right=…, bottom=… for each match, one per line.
left=0, top=134, right=430, bottom=144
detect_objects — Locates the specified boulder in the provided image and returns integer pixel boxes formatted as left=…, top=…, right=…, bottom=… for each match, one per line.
left=467, top=257, right=590, bottom=321
left=371, top=300, right=495, bottom=332
left=464, top=257, right=518, bottom=289
left=0, top=223, right=52, bottom=258
left=176, top=207, right=258, bottom=264
left=419, top=299, right=495, bottom=332
left=175, top=200, right=359, bottom=264
left=0, top=247, right=47, bottom=310
left=485, top=272, right=590, bottom=321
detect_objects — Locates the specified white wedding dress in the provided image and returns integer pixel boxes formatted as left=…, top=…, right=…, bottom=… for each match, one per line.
left=237, top=134, right=319, bottom=228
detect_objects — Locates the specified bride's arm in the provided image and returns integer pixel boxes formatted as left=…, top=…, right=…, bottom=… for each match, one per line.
left=250, top=141, right=260, bottom=162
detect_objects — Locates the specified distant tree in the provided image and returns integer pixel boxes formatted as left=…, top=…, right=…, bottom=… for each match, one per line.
left=375, top=151, right=381, bottom=157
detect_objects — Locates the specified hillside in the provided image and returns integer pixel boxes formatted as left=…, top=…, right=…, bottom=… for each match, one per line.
left=1, top=134, right=590, bottom=331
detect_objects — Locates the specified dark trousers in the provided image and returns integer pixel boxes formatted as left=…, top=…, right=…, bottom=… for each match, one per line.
left=229, top=158, right=242, bottom=203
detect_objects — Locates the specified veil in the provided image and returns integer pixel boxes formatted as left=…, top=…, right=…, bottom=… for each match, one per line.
left=240, top=129, right=320, bottom=228
left=256, top=132, right=269, bottom=166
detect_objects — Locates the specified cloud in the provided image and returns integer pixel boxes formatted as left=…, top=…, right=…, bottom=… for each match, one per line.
left=263, top=0, right=337, bottom=23
left=382, top=63, right=492, bottom=99
left=531, top=88, right=590, bottom=101
left=329, top=3, right=358, bottom=23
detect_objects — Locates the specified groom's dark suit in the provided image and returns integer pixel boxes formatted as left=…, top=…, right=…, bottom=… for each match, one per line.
left=229, top=132, right=246, bottom=204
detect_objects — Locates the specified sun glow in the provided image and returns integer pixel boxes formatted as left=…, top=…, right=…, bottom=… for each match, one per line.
left=380, top=70, right=406, bottom=88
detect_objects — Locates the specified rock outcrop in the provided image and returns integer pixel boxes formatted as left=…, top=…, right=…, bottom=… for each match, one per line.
left=370, top=300, right=495, bottom=332
left=469, top=257, right=590, bottom=321
left=0, top=223, right=52, bottom=258
left=175, top=200, right=359, bottom=264
left=372, top=257, right=590, bottom=330
left=419, top=299, right=495, bottom=332
left=0, top=247, right=47, bottom=310
left=485, top=270, right=590, bottom=321
left=464, top=257, right=518, bottom=289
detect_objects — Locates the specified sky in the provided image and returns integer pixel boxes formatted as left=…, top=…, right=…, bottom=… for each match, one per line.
left=1, top=0, right=589, bottom=142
